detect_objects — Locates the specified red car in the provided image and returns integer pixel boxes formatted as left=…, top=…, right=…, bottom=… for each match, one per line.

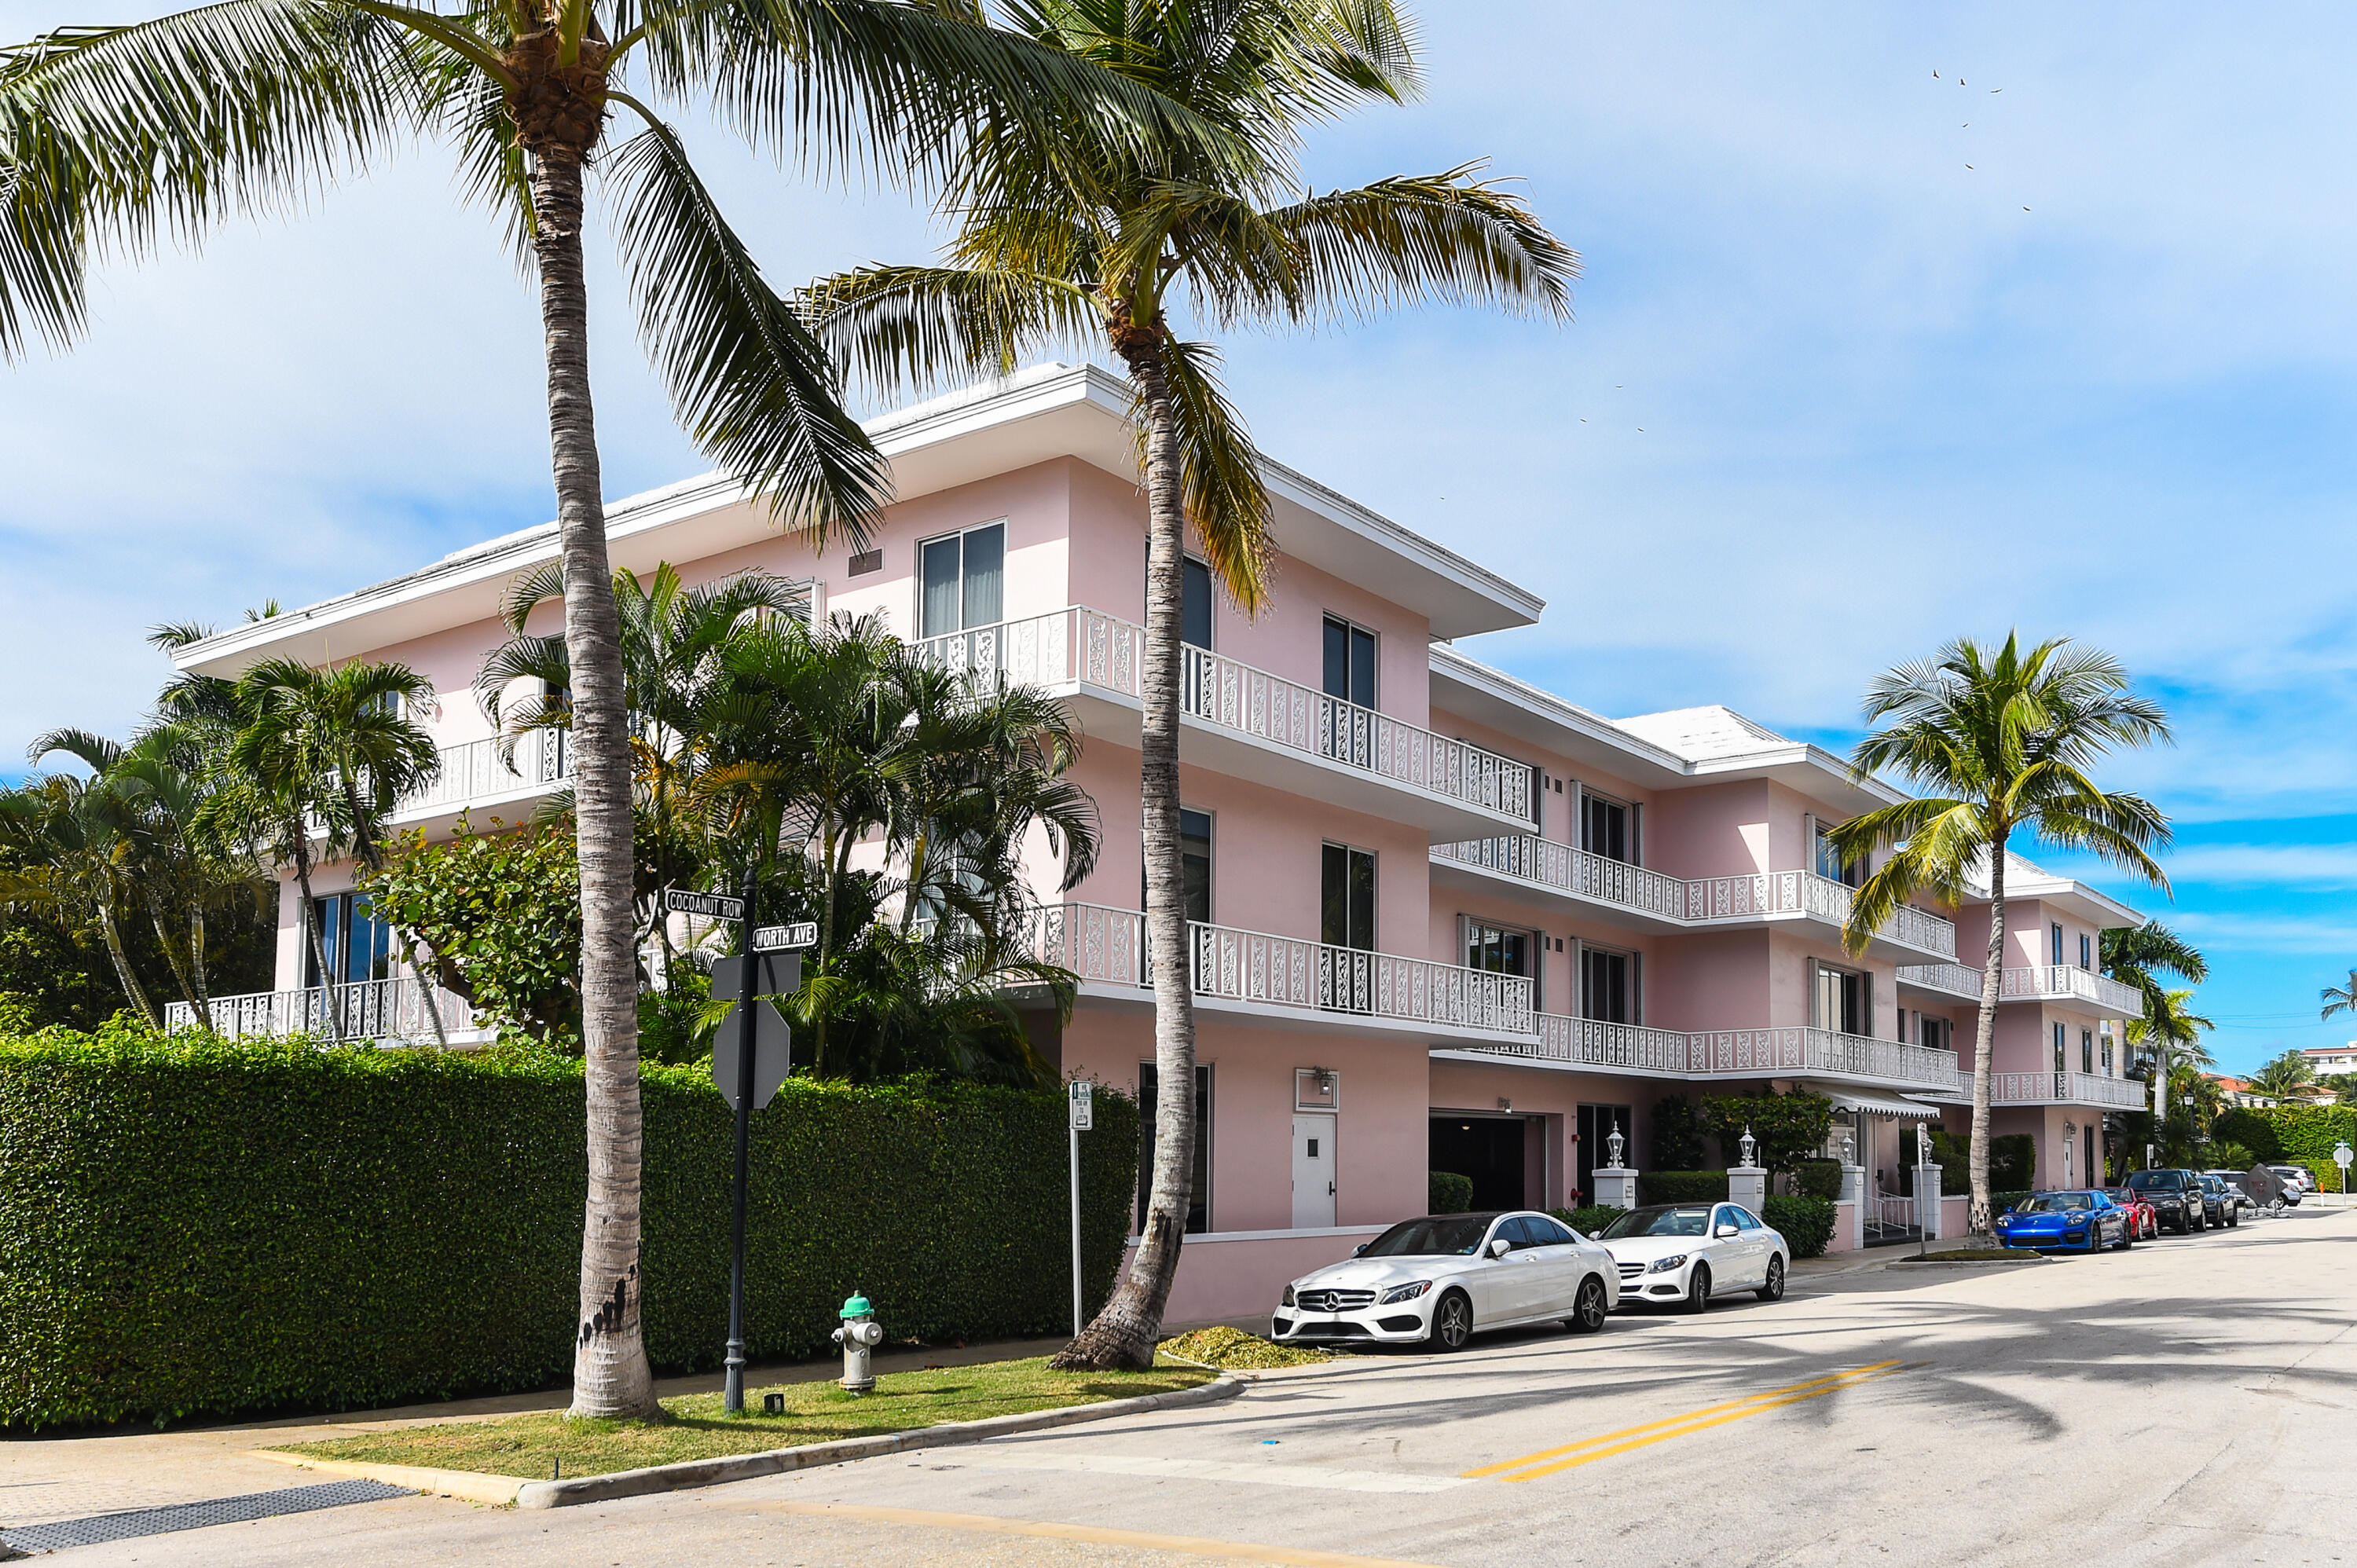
left=2104, top=1187, right=2160, bottom=1240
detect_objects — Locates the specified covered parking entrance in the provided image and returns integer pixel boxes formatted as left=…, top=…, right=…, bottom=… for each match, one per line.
left=1430, top=1113, right=1530, bottom=1211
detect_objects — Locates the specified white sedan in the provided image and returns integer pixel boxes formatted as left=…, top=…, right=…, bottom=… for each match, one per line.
left=1271, top=1211, right=1620, bottom=1351
left=1597, top=1203, right=1791, bottom=1311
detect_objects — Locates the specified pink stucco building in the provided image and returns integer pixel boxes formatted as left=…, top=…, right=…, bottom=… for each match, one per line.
left=167, top=365, right=2152, bottom=1321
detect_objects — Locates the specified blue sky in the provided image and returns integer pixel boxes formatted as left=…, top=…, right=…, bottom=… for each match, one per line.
left=2, top=3, right=2352, bottom=1069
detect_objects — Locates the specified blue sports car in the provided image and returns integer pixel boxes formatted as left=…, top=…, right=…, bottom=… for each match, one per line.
left=1994, top=1189, right=2134, bottom=1252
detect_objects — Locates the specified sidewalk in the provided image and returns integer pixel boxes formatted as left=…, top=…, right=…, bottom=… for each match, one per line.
left=0, top=1334, right=1069, bottom=1531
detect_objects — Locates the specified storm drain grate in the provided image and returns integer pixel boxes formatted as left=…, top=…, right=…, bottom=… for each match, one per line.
left=2, top=1479, right=412, bottom=1553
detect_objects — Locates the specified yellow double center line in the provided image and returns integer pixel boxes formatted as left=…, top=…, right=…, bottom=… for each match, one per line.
left=1464, top=1360, right=1906, bottom=1482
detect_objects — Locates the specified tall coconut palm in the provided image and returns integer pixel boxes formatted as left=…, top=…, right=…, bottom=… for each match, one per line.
left=1830, top=635, right=2172, bottom=1240
left=801, top=0, right=1576, bottom=1370
left=4, top=0, right=1239, bottom=1420
left=2103, top=918, right=2207, bottom=1080
left=2319, top=968, right=2357, bottom=1027
left=2248, top=1048, right=2315, bottom=1101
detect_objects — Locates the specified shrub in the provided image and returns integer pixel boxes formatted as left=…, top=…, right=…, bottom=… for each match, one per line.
left=1990, top=1133, right=2036, bottom=1192
left=1554, top=1205, right=1626, bottom=1237
left=2205, top=1141, right=2256, bottom=1172
left=1992, top=1190, right=2033, bottom=1214
left=1761, top=1196, right=1835, bottom=1259
left=1792, top=1159, right=1842, bottom=1200
left=1640, top=1170, right=1728, bottom=1203
left=1428, top=1171, right=1474, bottom=1214
left=0, top=1027, right=1138, bottom=1429
left=1699, top=1091, right=1834, bottom=1174
left=2211, top=1105, right=2356, bottom=1190
left=1649, top=1096, right=1703, bottom=1169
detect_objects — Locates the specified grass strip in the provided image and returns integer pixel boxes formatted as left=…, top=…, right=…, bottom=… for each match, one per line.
left=1160, top=1326, right=1338, bottom=1370
left=269, top=1357, right=1212, bottom=1480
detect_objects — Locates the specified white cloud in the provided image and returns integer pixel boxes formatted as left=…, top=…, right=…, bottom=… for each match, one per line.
left=2158, top=845, right=2357, bottom=888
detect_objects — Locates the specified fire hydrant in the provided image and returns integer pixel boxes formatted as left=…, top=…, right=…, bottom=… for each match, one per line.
left=831, top=1291, right=883, bottom=1394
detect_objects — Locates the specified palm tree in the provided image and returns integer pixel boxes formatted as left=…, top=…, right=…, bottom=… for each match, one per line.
left=2249, top=1049, right=2315, bottom=1101
left=801, top=0, right=1576, bottom=1371
left=2319, top=969, right=2357, bottom=1028
left=3, top=0, right=1237, bottom=1420
left=196, top=659, right=439, bottom=1040
left=0, top=771, right=157, bottom=1025
left=1830, top=635, right=2172, bottom=1240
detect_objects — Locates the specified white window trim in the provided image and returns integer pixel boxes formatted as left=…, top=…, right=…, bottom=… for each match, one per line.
left=915, top=517, right=1010, bottom=639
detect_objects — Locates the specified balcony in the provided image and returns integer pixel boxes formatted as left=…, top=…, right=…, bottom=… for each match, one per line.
left=1029, top=902, right=1534, bottom=1042
left=1896, top=962, right=2143, bottom=1016
left=165, top=978, right=481, bottom=1045
left=1431, top=837, right=1958, bottom=960
left=388, top=729, right=570, bottom=826
left=1988, top=1069, right=2149, bottom=1109
left=1457, top=1017, right=1963, bottom=1094
left=915, top=607, right=1535, bottom=840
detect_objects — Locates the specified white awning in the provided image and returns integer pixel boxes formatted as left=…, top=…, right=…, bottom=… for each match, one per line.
left=1802, top=1084, right=1948, bottom=1119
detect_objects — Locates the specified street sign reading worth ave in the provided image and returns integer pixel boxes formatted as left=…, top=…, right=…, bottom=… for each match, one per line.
left=662, top=887, right=746, bottom=921
left=709, top=952, right=798, bottom=1112
left=752, top=921, right=819, bottom=952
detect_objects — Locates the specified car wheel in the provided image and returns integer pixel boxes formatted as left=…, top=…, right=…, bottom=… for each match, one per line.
left=2117, top=1221, right=2132, bottom=1251
left=1566, top=1276, right=1608, bottom=1334
left=1755, top=1254, right=1787, bottom=1302
left=1426, top=1289, right=1472, bottom=1352
left=1681, top=1263, right=1711, bottom=1313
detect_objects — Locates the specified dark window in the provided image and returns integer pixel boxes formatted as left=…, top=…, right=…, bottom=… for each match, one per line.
left=1321, top=844, right=1376, bottom=950
left=2051, top=922, right=2066, bottom=966
left=1583, top=947, right=1631, bottom=1024
left=1180, top=809, right=1212, bottom=925
left=2081, top=1028, right=2095, bottom=1074
left=306, top=892, right=392, bottom=987
left=1321, top=616, right=1376, bottom=709
left=1919, top=1015, right=1952, bottom=1052
left=1138, top=1063, right=1211, bottom=1234
left=1464, top=920, right=1534, bottom=994
left=919, top=522, right=1005, bottom=638
left=1815, top=822, right=1862, bottom=887
left=2054, top=1021, right=2068, bottom=1072
left=1813, top=963, right=1866, bottom=1035
left=1583, top=793, right=1629, bottom=863
left=2079, top=932, right=2092, bottom=970
left=1182, top=557, right=1213, bottom=650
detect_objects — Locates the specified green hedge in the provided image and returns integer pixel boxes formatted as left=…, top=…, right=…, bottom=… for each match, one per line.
left=1428, top=1171, right=1474, bottom=1214
left=1992, top=1190, right=2032, bottom=1214
left=1761, top=1196, right=1835, bottom=1259
left=0, top=1030, right=1138, bottom=1429
left=1553, top=1205, right=1626, bottom=1236
left=1639, top=1170, right=1728, bottom=1203
left=2213, top=1105, right=2356, bottom=1191
left=1792, top=1160, right=1842, bottom=1200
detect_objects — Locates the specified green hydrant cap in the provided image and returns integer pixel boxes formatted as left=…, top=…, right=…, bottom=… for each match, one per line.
left=841, top=1291, right=872, bottom=1318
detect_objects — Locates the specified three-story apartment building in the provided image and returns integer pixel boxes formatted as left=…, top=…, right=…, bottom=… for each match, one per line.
left=170, top=364, right=2148, bottom=1321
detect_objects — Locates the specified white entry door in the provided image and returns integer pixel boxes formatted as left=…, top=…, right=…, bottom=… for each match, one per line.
left=1292, top=1113, right=1337, bottom=1228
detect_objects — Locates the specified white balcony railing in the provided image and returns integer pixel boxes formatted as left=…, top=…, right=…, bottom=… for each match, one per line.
left=165, top=978, right=478, bottom=1043
left=1527, top=1013, right=1692, bottom=1075
left=1896, top=962, right=1984, bottom=1000
left=1028, top=903, right=1534, bottom=1037
left=1988, top=1069, right=2148, bottom=1108
left=393, top=729, right=570, bottom=819
left=2002, top=965, right=2145, bottom=1015
left=1433, top=837, right=1957, bottom=959
left=1464, top=1017, right=1963, bottom=1091
left=915, top=607, right=1534, bottom=822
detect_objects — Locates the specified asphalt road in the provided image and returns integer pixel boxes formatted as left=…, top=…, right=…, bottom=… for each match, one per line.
left=30, top=1203, right=2357, bottom=1567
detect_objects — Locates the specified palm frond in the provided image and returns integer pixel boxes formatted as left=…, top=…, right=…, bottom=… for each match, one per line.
left=1152, top=336, right=1273, bottom=614
left=798, top=260, right=1094, bottom=405
left=603, top=107, right=890, bottom=547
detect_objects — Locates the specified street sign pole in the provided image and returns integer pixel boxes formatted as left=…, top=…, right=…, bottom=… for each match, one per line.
left=1067, top=1081, right=1092, bottom=1338
left=724, top=866, right=759, bottom=1416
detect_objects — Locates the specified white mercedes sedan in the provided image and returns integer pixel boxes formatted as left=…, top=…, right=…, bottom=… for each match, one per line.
left=1597, top=1203, right=1790, bottom=1312
left=1270, top=1211, right=1620, bottom=1351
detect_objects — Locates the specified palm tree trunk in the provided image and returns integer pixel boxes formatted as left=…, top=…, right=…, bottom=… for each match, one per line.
left=1968, top=838, right=2007, bottom=1239
left=530, top=138, right=660, bottom=1421
left=1054, top=327, right=1194, bottom=1372
left=142, top=886, right=203, bottom=1021
left=289, top=838, right=342, bottom=1043
left=97, top=903, right=159, bottom=1028
left=188, top=905, right=214, bottom=1032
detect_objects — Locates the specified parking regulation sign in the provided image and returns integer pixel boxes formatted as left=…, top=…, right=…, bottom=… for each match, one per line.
left=1068, top=1080, right=1094, bottom=1131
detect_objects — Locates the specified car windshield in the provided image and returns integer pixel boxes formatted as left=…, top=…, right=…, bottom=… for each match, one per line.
left=2018, top=1192, right=2093, bottom=1212
left=1600, top=1206, right=1712, bottom=1239
left=2126, top=1171, right=2183, bottom=1189
left=1362, top=1215, right=1498, bottom=1257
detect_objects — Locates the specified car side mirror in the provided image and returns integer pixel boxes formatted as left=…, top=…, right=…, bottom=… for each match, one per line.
left=1352, top=1244, right=1368, bottom=1257
left=1714, top=1223, right=1739, bottom=1239
left=1489, top=1238, right=1512, bottom=1258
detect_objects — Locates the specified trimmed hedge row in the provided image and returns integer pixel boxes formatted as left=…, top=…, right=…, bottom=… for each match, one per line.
left=0, top=1031, right=1138, bottom=1429
left=1761, top=1196, right=1835, bottom=1259
left=2212, top=1105, right=2356, bottom=1192
left=1555, top=1205, right=1625, bottom=1236
left=1428, top=1171, right=1475, bottom=1214
left=1638, top=1170, right=1728, bottom=1203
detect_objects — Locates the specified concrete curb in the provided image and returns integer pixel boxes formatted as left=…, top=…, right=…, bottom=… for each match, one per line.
left=247, top=1448, right=530, bottom=1506
left=512, top=1374, right=1244, bottom=1510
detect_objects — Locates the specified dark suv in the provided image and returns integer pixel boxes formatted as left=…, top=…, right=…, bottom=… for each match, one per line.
left=2125, top=1168, right=2205, bottom=1234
